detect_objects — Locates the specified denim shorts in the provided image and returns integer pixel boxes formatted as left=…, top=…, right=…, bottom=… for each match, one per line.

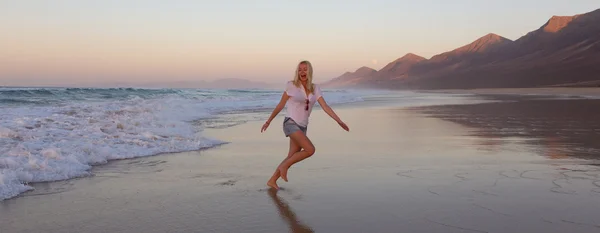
left=283, top=117, right=307, bottom=137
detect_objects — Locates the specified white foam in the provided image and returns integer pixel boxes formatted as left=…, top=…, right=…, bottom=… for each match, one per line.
left=0, top=170, right=34, bottom=199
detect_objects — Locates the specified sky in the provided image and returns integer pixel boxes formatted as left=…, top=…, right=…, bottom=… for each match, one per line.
left=1, top=0, right=598, bottom=86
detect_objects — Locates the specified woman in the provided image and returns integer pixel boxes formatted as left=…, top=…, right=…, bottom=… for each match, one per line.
left=261, top=60, right=350, bottom=189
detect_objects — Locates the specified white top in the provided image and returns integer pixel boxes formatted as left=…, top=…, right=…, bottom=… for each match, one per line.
left=284, top=81, right=323, bottom=127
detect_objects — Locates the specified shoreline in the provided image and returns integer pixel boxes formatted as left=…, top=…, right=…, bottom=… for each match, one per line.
left=2, top=87, right=596, bottom=201
left=0, top=87, right=373, bottom=201
left=2, top=92, right=600, bottom=233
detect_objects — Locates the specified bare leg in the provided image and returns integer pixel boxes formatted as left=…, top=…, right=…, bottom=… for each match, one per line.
left=278, top=131, right=315, bottom=182
left=268, top=137, right=301, bottom=189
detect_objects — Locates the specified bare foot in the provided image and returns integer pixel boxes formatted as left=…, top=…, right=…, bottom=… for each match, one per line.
left=267, top=180, right=279, bottom=190
left=278, top=166, right=289, bottom=182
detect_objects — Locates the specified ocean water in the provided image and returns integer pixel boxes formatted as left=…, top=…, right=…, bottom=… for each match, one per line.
left=0, top=86, right=378, bottom=200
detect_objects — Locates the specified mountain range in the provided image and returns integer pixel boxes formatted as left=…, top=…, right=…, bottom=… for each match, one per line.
left=134, top=78, right=277, bottom=89
left=322, top=8, right=600, bottom=89
left=0, top=78, right=278, bottom=89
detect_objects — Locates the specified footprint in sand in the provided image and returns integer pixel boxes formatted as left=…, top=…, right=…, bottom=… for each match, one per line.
left=217, top=179, right=237, bottom=186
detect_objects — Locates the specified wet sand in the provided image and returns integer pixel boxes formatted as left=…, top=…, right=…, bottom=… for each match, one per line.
left=2, top=94, right=600, bottom=233
left=426, top=87, right=600, bottom=98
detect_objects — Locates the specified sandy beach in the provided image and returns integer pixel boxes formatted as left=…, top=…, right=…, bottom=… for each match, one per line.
left=2, top=92, right=600, bottom=233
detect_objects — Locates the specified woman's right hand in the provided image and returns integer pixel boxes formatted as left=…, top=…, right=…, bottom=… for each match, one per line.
left=261, top=121, right=270, bottom=132
left=338, top=121, right=350, bottom=131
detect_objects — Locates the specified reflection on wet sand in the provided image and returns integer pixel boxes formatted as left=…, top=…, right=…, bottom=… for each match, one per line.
left=411, top=97, right=600, bottom=160
left=267, top=189, right=314, bottom=233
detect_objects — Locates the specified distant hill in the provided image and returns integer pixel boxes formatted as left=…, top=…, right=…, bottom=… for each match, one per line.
left=0, top=77, right=278, bottom=89
left=110, top=78, right=276, bottom=89
left=201, top=78, right=276, bottom=89
left=322, top=66, right=377, bottom=88
left=324, top=8, right=600, bottom=89
left=373, top=53, right=426, bottom=80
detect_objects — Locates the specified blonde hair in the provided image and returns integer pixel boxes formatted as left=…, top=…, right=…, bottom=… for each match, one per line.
left=292, top=60, right=315, bottom=93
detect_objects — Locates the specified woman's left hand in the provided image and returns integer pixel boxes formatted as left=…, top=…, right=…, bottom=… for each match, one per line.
left=338, top=121, right=349, bottom=131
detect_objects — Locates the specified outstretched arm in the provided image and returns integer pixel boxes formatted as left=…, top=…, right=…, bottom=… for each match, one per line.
left=317, top=97, right=341, bottom=122
left=267, top=92, right=290, bottom=123
left=261, top=92, right=290, bottom=132
left=317, top=97, right=349, bottom=131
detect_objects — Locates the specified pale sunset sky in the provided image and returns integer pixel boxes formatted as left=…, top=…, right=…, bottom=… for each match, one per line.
left=1, top=0, right=598, bottom=86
